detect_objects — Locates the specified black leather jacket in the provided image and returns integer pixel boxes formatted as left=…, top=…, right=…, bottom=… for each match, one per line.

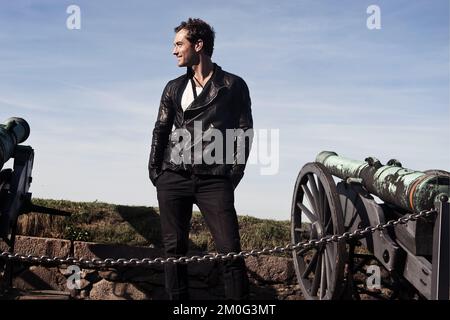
left=148, top=64, right=253, bottom=187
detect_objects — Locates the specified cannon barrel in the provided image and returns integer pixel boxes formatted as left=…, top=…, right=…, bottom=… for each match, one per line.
left=0, top=117, right=30, bottom=170
left=316, top=151, right=449, bottom=213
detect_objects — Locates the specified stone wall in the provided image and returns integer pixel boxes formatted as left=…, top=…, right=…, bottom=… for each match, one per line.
left=1, top=236, right=303, bottom=300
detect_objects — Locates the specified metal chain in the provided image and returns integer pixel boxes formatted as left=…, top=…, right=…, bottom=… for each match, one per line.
left=0, top=209, right=436, bottom=269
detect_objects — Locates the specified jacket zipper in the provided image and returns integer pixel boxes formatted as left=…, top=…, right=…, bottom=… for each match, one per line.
left=183, top=86, right=225, bottom=126
left=179, top=84, right=224, bottom=170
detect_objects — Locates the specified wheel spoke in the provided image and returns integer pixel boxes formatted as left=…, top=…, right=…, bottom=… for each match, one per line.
left=322, top=183, right=332, bottom=227
left=296, top=247, right=311, bottom=257
left=297, top=201, right=317, bottom=223
left=324, top=248, right=333, bottom=291
left=325, top=217, right=332, bottom=233
left=320, top=255, right=327, bottom=299
left=317, top=179, right=326, bottom=222
left=310, top=253, right=322, bottom=296
left=328, top=243, right=337, bottom=264
left=301, top=184, right=318, bottom=214
left=302, top=249, right=319, bottom=278
left=306, top=174, right=321, bottom=218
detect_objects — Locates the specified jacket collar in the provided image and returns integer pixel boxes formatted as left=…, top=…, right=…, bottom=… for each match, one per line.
left=186, top=63, right=226, bottom=89
left=180, top=63, right=227, bottom=112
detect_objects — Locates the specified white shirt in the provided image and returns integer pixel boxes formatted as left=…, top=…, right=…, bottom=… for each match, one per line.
left=181, top=81, right=203, bottom=111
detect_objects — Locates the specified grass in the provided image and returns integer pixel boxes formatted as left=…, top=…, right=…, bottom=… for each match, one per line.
left=17, top=199, right=162, bottom=246
left=16, top=199, right=309, bottom=253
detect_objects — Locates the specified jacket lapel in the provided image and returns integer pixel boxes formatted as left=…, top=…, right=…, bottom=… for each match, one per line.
left=185, top=64, right=226, bottom=112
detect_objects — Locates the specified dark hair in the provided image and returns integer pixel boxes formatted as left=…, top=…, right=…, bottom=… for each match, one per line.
left=174, top=18, right=215, bottom=57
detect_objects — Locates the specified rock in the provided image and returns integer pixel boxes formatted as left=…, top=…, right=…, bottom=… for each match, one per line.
left=98, top=270, right=120, bottom=281
left=77, top=279, right=90, bottom=290
left=1, top=236, right=305, bottom=300
left=245, top=256, right=295, bottom=283
left=80, top=290, right=89, bottom=299
left=58, top=267, right=94, bottom=277
left=13, top=266, right=69, bottom=292
left=73, top=242, right=164, bottom=272
left=80, top=269, right=97, bottom=279
left=123, top=270, right=165, bottom=286
left=58, top=267, right=74, bottom=276
left=89, top=279, right=150, bottom=300
left=249, top=284, right=278, bottom=299
left=1, top=236, right=71, bottom=258
left=82, top=270, right=101, bottom=283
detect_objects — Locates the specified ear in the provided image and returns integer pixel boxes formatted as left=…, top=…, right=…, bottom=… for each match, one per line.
left=194, top=39, right=204, bottom=53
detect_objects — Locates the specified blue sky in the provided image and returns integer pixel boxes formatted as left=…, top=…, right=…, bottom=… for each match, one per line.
left=1, top=0, right=448, bottom=220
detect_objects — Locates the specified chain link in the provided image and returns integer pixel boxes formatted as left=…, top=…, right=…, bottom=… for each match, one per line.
left=0, top=209, right=436, bottom=269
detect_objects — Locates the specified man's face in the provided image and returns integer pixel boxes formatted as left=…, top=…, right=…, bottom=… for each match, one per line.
left=172, top=29, right=198, bottom=67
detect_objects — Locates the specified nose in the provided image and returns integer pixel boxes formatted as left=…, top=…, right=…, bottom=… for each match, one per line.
left=172, top=46, right=178, bottom=56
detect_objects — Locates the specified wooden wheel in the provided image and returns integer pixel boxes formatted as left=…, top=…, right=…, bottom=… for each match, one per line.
left=291, top=162, right=346, bottom=299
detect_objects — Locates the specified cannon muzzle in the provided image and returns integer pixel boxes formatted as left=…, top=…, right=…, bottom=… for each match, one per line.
left=316, top=151, right=449, bottom=213
left=0, top=117, right=30, bottom=170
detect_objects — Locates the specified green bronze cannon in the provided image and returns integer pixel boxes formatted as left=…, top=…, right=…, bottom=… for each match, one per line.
left=291, top=151, right=449, bottom=300
left=316, top=151, right=449, bottom=213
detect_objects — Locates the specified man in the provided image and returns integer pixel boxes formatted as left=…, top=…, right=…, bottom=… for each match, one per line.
left=148, top=18, right=253, bottom=300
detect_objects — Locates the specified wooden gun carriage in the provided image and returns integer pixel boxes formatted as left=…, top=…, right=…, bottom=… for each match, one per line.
left=291, top=151, right=449, bottom=300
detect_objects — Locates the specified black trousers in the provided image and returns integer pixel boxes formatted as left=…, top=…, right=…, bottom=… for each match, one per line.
left=156, top=169, right=249, bottom=300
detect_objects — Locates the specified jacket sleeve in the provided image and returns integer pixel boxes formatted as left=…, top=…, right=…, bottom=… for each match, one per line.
left=230, top=78, right=253, bottom=189
left=148, top=82, right=175, bottom=186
